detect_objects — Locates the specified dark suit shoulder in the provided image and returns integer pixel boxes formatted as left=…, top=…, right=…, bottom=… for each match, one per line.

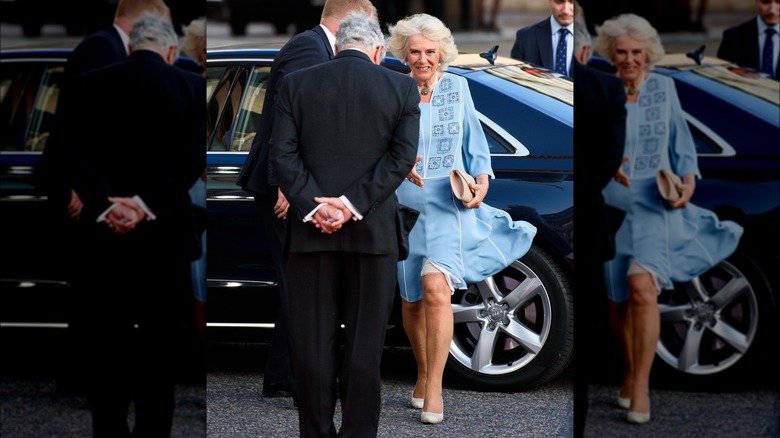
left=277, top=27, right=332, bottom=66
left=718, top=18, right=757, bottom=58
left=68, top=27, right=125, bottom=71
left=518, top=17, right=550, bottom=34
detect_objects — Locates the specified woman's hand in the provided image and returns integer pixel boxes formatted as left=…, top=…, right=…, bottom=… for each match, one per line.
left=406, top=155, right=424, bottom=187
left=463, top=174, right=489, bottom=209
left=669, top=174, right=696, bottom=209
left=614, top=156, right=630, bottom=187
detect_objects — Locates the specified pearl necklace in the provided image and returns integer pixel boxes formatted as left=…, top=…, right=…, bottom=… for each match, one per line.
left=418, top=73, right=439, bottom=95
left=623, top=72, right=647, bottom=97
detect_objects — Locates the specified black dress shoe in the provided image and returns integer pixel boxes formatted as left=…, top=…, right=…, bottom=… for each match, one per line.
left=262, top=382, right=294, bottom=398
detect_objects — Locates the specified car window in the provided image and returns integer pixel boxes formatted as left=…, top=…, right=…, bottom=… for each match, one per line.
left=0, top=62, right=63, bottom=152
left=483, top=123, right=514, bottom=154
left=206, top=64, right=270, bottom=152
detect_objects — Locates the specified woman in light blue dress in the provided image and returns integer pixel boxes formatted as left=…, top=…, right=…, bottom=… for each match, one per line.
left=388, top=14, right=537, bottom=424
left=596, top=13, right=743, bottom=424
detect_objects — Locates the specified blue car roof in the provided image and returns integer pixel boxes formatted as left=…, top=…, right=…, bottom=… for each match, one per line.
left=208, top=47, right=574, bottom=157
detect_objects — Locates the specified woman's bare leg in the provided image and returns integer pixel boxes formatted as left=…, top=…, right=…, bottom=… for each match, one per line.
left=608, top=300, right=633, bottom=402
left=421, top=273, right=453, bottom=414
left=401, top=299, right=427, bottom=401
left=627, top=272, right=659, bottom=415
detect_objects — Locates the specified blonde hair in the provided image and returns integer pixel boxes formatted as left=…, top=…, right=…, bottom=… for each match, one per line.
left=594, top=13, right=665, bottom=70
left=115, top=0, right=170, bottom=21
left=181, top=16, right=206, bottom=64
left=387, top=14, right=458, bottom=71
left=322, top=0, right=377, bottom=20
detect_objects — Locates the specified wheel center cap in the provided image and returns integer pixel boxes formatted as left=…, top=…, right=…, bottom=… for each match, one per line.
left=487, top=304, right=506, bottom=322
left=692, top=301, right=715, bottom=321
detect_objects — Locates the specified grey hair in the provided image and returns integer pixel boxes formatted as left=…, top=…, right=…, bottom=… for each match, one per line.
left=387, top=13, right=458, bottom=71
left=573, top=18, right=592, bottom=62
left=129, top=10, right=179, bottom=59
left=593, top=13, right=665, bottom=70
left=336, top=11, right=387, bottom=61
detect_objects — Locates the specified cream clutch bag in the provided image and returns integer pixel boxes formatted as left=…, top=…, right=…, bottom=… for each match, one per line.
left=656, top=169, right=682, bottom=202
left=450, top=169, right=476, bottom=202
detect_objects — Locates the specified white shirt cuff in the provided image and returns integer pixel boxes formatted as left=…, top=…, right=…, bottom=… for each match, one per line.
left=303, top=203, right=326, bottom=222
left=133, top=195, right=156, bottom=221
left=339, top=195, right=362, bottom=221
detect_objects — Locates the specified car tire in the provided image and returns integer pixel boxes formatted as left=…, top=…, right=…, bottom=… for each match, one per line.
left=445, top=243, right=574, bottom=392
left=654, top=251, right=776, bottom=390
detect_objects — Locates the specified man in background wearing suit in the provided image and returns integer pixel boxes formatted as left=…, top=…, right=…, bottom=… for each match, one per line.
left=571, top=17, right=627, bottom=438
left=236, top=0, right=378, bottom=402
left=37, top=0, right=170, bottom=221
left=71, top=11, right=205, bottom=437
left=270, top=11, right=419, bottom=437
left=32, top=0, right=172, bottom=398
left=510, top=0, right=574, bottom=76
left=717, top=0, right=779, bottom=78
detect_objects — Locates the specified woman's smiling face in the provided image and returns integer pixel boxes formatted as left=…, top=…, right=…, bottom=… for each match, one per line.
left=406, top=34, right=440, bottom=83
left=613, top=34, right=647, bottom=83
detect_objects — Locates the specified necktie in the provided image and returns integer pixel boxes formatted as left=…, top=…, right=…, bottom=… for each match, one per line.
left=762, top=28, right=776, bottom=76
left=555, top=28, right=569, bottom=76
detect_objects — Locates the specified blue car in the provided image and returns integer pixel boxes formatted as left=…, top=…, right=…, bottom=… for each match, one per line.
left=204, top=46, right=575, bottom=392
left=0, top=45, right=575, bottom=392
left=588, top=51, right=780, bottom=388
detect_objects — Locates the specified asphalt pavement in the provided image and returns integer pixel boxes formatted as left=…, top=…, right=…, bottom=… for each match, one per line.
left=207, top=342, right=575, bottom=438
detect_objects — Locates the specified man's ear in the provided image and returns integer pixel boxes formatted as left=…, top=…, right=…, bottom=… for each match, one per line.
left=165, top=45, right=178, bottom=65
left=372, top=45, right=384, bottom=65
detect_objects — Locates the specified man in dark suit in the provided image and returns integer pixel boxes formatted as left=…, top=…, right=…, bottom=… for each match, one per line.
left=236, top=0, right=378, bottom=401
left=71, top=11, right=205, bottom=437
left=37, top=0, right=171, bottom=220
left=32, top=0, right=172, bottom=399
left=717, top=0, right=779, bottom=78
left=270, top=11, right=419, bottom=437
left=571, top=18, right=627, bottom=438
left=510, top=0, right=574, bottom=76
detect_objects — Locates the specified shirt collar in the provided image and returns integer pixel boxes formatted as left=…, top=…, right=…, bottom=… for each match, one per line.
left=320, top=23, right=337, bottom=55
left=757, top=16, right=780, bottom=35
left=549, top=16, right=572, bottom=36
left=114, top=23, right=130, bottom=56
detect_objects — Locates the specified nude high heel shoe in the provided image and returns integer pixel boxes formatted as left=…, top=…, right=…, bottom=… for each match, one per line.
left=626, top=410, right=651, bottom=424
left=420, top=397, right=444, bottom=424
left=420, top=411, right=444, bottom=424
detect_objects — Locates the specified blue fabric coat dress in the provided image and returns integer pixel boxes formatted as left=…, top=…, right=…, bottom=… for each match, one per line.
left=602, top=73, right=743, bottom=302
left=397, top=73, right=537, bottom=303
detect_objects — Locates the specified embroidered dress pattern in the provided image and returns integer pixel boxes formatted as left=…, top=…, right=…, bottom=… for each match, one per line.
left=602, top=73, right=743, bottom=301
left=396, top=73, right=537, bottom=302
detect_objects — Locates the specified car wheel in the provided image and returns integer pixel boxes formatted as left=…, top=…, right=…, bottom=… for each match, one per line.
left=654, top=251, right=775, bottom=390
left=445, top=243, right=574, bottom=392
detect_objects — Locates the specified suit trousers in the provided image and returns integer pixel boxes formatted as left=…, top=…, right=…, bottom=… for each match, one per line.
left=253, top=194, right=295, bottom=391
left=287, top=251, right=397, bottom=438
left=74, top=227, right=194, bottom=438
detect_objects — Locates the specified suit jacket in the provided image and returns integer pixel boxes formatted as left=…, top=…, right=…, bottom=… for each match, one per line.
left=510, top=17, right=572, bottom=75
left=717, top=17, right=779, bottom=78
left=270, top=49, right=420, bottom=256
left=573, top=61, right=627, bottom=262
left=237, top=25, right=334, bottom=197
left=35, top=25, right=128, bottom=213
left=74, top=50, right=206, bottom=264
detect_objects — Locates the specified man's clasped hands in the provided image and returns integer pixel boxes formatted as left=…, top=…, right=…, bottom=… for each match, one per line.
left=311, top=197, right=354, bottom=234
left=99, top=196, right=149, bottom=234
